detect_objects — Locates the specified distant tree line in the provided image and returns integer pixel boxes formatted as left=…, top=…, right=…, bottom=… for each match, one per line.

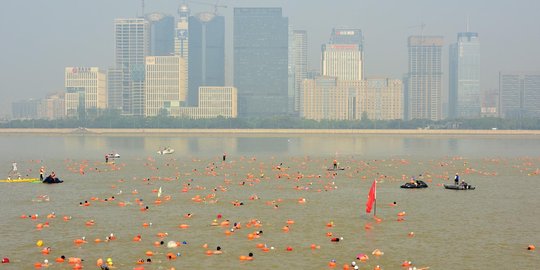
left=2, top=113, right=540, bottom=130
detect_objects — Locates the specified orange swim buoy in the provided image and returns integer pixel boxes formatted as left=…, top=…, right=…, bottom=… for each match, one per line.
left=179, top=224, right=190, bottom=229
left=145, top=251, right=154, bottom=256
left=528, top=245, right=535, bottom=250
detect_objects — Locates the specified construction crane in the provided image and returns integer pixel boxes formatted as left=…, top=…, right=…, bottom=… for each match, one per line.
left=187, top=0, right=227, bottom=15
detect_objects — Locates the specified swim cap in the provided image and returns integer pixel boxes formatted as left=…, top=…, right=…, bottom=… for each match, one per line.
left=1, top=258, right=9, bottom=263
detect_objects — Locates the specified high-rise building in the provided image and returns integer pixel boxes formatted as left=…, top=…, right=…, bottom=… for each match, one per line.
left=407, top=36, right=444, bottom=120
left=327, top=28, right=364, bottom=79
left=64, top=67, right=107, bottom=118
left=499, top=72, right=540, bottom=118
left=175, top=3, right=190, bottom=95
left=175, top=4, right=190, bottom=58
left=321, top=44, right=363, bottom=81
left=144, top=56, right=186, bottom=117
left=114, top=18, right=149, bottom=116
left=188, top=12, right=225, bottom=106
left=291, top=30, right=308, bottom=114
left=147, top=13, right=175, bottom=56
left=234, top=7, right=289, bottom=117
left=449, top=32, right=480, bottom=119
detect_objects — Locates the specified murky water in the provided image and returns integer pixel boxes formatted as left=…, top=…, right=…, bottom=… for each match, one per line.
left=0, top=133, right=539, bottom=269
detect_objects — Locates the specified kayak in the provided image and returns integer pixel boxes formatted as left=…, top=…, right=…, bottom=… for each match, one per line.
left=0, top=178, right=40, bottom=183
left=444, top=184, right=475, bottom=190
left=401, top=180, right=428, bottom=188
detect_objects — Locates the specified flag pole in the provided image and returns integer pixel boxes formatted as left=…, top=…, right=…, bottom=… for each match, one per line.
left=374, top=198, right=377, bottom=216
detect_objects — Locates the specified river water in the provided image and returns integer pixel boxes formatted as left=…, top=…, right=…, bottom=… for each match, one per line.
left=0, top=133, right=539, bottom=269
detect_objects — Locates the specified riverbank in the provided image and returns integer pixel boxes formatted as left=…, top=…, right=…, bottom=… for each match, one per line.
left=1, top=128, right=540, bottom=135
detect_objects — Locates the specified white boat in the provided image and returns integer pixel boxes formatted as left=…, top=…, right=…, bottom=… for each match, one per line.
left=106, top=153, right=121, bottom=159
left=157, top=148, right=175, bottom=155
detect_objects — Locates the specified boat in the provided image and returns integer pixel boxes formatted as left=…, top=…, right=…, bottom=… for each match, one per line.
left=106, top=153, right=121, bottom=159
left=400, top=180, right=428, bottom=188
left=444, top=184, right=475, bottom=190
left=157, top=148, right=175, bottom=155
left=0, top=178, right=41, bottom=183
left=327, top=167, right=345, bottom=171
left=42, top=176, right=63, bottom=184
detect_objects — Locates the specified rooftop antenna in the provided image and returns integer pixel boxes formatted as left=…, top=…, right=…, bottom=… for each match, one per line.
left=141, top=0, right=145, bottom=16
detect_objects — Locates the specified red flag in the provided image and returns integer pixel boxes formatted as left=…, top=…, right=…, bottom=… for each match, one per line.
left=366, top=180, right=377, bottom=214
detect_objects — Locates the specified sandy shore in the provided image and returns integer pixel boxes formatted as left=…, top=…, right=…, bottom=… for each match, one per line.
left=0, top=128, right=539, bottom=136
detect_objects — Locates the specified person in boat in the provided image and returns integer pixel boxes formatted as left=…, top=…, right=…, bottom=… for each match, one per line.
left=409, top=177, right=418, bottom=186
left=39, top=166, right=45, bottom=181
left=333, top=160, right=338, bottom=170
left=454, top=173, right=460, bottom=186
left=460, top=180, right=468, bottom=189
left=43, top=171, right=63, bottom=184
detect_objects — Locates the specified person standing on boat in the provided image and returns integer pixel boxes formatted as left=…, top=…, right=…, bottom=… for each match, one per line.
left=454, top=173, right=459, bottom=186
left=223, top=153, right=227, bottom=162
left=333, top=159, right=338, bottom=170
left=105, top=155, right=109, bottom=163
left=39, top=166, right=45, bottom=181
left=8, top=162, right=20, bottom=179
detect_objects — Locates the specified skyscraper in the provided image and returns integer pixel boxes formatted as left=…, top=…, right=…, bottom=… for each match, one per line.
left=449, top=32, right=480, bottom=119
left=64, top=67, right=107, bottom=118
left=234, top=8, right=289, bottom=117
left=188, top=12, right=225, bottom=106
left=499, top=72, right=540, bottom=118
left=144, top=56, right=186, bottom=117
left=147, top=13, right=175, bottom=56
left=321, top=44, right=363, bottom=81
left=291, top=30, right=307, bottom=114
left=114, top=18, right=149, bottom=116
left=321, top=27, right=364, bottom=80
left=407, top=36, right=444, bottom=120
left=175, top=3, right=190, bottom=96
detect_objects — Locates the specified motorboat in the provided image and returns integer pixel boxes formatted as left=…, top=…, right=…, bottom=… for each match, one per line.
left=106, top=153, right=121, bottom=159
left=158, top=147, right=175, bottom=155
left=401, top=180, right=428, bottom=188
left=444, top=184, right=475, bottom=190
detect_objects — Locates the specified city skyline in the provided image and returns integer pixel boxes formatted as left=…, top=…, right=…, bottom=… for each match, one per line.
left=2, top=0, right=540, bottom=117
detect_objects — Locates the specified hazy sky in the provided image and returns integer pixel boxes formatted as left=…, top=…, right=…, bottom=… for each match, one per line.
left=1, top=0, right=539, bottom=116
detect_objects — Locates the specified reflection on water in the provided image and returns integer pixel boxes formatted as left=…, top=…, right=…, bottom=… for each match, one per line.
left=1, top=134, right=540, bottom=162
